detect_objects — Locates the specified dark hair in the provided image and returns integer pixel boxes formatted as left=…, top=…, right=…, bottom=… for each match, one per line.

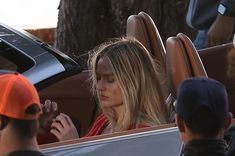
left=2, top=104, right=40, bottom=139
left=11, top=118, right=39, bottom=139
left=184, top=106, right=226, bottom=138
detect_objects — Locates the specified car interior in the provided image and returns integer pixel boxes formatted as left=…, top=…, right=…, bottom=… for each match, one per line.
left=199, top=43, right=235, bottom=114
left=166, top=33, right=208, bottom=99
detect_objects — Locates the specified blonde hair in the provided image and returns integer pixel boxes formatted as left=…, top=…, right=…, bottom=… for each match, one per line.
left=89, top=37, right=169, bottom=131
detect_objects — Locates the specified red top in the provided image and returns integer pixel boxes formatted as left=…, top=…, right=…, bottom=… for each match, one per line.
left=86, top=113, right=149, bottom=137
left=85, top=113, right=109, bottom=136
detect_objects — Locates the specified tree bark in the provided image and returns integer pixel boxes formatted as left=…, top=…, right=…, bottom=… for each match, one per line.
left=56, top=0, right=195, bottom=59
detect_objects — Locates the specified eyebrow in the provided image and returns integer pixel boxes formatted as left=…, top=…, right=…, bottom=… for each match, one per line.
left=96, top=72, right=114, bottom=76
left=97, top=73, right=114, bottom=77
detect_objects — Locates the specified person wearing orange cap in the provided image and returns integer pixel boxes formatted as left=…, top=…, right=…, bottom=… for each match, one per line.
left=0, top=72, right=44, bottom=156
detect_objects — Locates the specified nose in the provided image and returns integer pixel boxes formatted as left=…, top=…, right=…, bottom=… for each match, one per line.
left=96, top=79, right=105, bottom=92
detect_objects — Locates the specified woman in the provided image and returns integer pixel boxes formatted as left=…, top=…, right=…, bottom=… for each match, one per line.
left=49, top=37, right=169, bottom=141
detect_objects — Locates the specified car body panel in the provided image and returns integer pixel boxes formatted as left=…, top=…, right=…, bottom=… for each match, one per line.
left=0, top=23, right=78, bottom=85
left=23, top=52, right=65, bottom=84
left=42, top=127, right=181, bottom=156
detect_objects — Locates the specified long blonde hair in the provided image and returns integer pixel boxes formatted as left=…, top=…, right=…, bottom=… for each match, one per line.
left=89, top=37, right=169, bottom=131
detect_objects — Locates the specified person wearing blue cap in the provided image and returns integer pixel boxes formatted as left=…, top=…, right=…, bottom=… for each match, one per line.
left=175, top=77, right=233, bottom=156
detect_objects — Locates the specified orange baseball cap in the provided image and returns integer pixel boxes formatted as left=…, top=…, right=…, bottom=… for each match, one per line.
left=0, top=72, right=42, bottom=120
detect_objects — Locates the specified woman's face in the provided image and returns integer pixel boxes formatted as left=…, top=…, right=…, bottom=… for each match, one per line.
left=96, top=56, right=123, bottom=108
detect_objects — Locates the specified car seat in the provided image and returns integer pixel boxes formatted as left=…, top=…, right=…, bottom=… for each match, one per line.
left=126, top=11, right=168, bottom=101
left=166, top=33, right=207, bottom=99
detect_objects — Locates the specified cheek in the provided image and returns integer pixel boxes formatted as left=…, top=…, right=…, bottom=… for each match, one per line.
left=111, top=85, right=123, bottom=103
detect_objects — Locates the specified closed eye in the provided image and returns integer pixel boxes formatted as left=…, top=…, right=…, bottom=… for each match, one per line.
left=107, top=78, right=114, bottom=83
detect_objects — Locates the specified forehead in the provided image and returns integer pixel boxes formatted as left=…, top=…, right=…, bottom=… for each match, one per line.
left=96, top=56, right=113, bottom=75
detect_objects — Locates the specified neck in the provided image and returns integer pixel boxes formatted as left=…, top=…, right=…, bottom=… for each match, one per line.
left=183, top=127, right=223, bottom=143
left=0, top=127, right=40, bottom=156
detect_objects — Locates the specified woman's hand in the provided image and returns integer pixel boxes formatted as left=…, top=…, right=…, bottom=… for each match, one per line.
left=39, top=99, right=58, bottom=134
left=50, top=113, right=79, bottom=141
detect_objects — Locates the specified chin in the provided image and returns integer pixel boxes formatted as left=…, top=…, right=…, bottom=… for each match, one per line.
left=100, top=102, right=112, bottom=108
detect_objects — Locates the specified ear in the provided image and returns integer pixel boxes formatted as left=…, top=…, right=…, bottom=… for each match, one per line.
left=224, top=112, right=233, bottom=130
left=175, top=114, right=186, bottom=133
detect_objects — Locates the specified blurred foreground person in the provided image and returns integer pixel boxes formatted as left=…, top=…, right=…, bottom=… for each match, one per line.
left=176, top=77, right=232, bottom=156
left=186, top=0, right=235, bottom=49
left=0, top=72, right=44, bottom=156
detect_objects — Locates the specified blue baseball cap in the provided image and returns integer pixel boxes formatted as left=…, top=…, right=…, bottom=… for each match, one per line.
left=176, top=77, right=229, bottom=122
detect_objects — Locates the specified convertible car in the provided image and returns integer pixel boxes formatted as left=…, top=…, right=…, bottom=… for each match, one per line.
left=0, top=11, right=234, bottom=156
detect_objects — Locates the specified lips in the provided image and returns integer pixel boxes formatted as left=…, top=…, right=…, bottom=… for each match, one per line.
left=100, top=95, right=108, bottom=100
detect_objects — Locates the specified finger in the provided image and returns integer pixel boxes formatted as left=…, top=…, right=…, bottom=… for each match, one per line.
left=59, top=113, right=75, bottom=127
left=44, top=99, right=52, bottom=113
left=45, top=99, right=51, bottom=105
left=50, top=129, right=62, bottom=141
left=51, top=120, right=64, bottom=133
left=51, top=101, right=58, bottom=112
left=55, top=114, right=70, bottom=128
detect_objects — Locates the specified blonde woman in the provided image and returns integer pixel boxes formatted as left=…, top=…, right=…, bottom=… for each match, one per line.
left=49, top=37, right=169, bottom=141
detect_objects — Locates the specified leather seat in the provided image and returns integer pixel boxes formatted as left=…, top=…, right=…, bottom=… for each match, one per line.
left=166, top=33, right=207, bottom=98
left=126, top=11, right=168, bottom=100
left=126, top=11, right=166, bottom=64
left=199, top=43, right=235, bottom=115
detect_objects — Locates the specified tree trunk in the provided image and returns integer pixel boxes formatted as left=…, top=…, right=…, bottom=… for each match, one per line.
left=56, top=0, right=195, bottom=59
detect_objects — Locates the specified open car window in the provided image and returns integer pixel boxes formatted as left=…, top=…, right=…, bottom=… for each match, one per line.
left=0, top=39, right=34, bottom=73
left=0, top=56, right=17, bottom=71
